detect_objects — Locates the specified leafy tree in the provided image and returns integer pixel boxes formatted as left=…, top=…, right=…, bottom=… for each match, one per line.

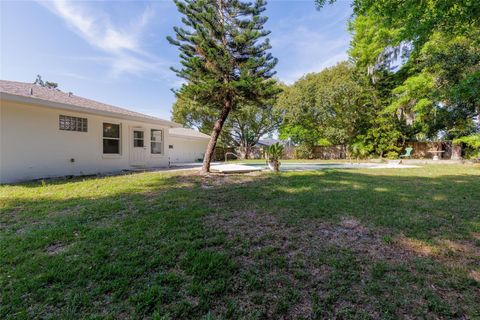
left=33, top=75, right=59, bottom=89
left=318, top=0, right=480, bottom=141
left=229, top=103, right=282, bottom=158
left=275, top=62, right=373, bottom=152
left=171, top=95, right=231, bottom=145
left=316, top=0, right=480, bottom=46
left=453, top=134, right=480, bottom=159
left=362, top=116, right=403, bottom=157
left=168, top=0, right=278, bottom=173
left=172, top=94, right=282, bottom=158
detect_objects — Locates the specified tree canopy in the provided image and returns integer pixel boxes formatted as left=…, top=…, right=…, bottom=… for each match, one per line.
left=168, top=0, right=279, bottom=172
left=172, top=91, right=282, bottom=158
left=310, top=0, right=480, bottom=157
left=275, top=62, right=373, bottom=150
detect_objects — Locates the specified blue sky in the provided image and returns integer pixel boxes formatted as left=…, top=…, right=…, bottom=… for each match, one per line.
left=0, top=0, right=352, bottom=120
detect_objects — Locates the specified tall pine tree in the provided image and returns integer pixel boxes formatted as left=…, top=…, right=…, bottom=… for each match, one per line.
left=168, top=0, right=278, bottom=173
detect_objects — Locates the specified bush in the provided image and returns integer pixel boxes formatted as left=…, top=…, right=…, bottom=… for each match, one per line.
left=348, top=141, right=372, bottom=159
left=385, top=151, right=399, bottom=159
left=295, top=144, right=314, bottom=159
left=453, top=134, right=480, bottom=159
left=267, top=143, right=285, bottom=162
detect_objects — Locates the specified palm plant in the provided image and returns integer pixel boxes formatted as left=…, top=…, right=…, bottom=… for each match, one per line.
left=266, top=142, right=284, bottom=172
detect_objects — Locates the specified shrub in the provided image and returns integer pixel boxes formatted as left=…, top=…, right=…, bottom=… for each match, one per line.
left=385, top=151, right=399, bottom=159
left=267, top=143, right=285, bottom=162
left=348, top=141, right=372, bottom=159
left=453, top=134, right=480, bottom=159
left=295, top=144, right=313, bottom=159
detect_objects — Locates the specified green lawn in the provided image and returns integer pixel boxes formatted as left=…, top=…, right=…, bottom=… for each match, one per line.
left=1, top=165, right=479, bottom=319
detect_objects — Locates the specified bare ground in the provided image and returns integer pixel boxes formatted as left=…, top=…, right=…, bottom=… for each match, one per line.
left=203, top=210, right=479, bottom=319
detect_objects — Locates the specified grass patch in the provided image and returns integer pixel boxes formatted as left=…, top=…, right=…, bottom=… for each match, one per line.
left=1, top=165, right=479, bottom=318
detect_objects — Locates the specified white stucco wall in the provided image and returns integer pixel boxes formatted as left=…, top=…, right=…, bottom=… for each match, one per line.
left=0, top=100, right=171, bottom=183
left=169, top=135, right=209, bottom=163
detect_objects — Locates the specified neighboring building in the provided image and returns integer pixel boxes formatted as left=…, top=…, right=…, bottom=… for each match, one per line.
left=256, top=138, right=287, bottom=147
left=0, top=80, right=207, bottom=183
left=168, top=127, right=210, bottom=163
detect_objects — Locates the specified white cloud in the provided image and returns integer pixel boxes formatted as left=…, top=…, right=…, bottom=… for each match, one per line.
left=39, top=0, right=168, bottom=77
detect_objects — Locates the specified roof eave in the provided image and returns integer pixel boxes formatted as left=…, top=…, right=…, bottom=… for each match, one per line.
left=0, top=92, right=182, bottom=128
left=169, top=133, right=211, bottom=140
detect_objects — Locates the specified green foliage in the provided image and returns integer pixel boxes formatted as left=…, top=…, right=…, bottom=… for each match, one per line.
left=385, top=151, right=399, bottom=160
left=396, top=31, right=480, bottom=139
left=168, top=0, right=279, bottom=169
left=347, top=14, right=400, bottom=72
left=364, top=116, right=403, bottom=157
left=172, top=92, right=283, bottom=153
left=318, top=0, right=480, bottom=47
left=230, top=103, right=283, bottom=157
left=453, top=134, right=480, bottom=148
left=348, top=140, right=373, bottom=159
left=318, top=0, right=480, bottom=145
left=168, top=0, right=278, bottom=109
left=171, top=95, right=232, bottom=146
left=453, top=134, right=480, bottom=159
left=295, top=143, right=314, bottom=159
left=34, top=74, right=59, bottom=89
left=266, top=142, right=284, bottom=162
left=276, top=62, right=373, bottom=146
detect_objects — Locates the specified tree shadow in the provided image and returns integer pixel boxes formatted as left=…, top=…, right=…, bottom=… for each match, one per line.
left=1, top=168, right=479, bottom=318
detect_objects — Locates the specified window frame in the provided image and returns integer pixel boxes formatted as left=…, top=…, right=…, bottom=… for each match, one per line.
left=102, top=122, right=122, bottom=156
left=133, top=130, right=145, bottom=148
left=150, top=129, right=164, bottom=155
left=59, top=115, right=88, bottom=132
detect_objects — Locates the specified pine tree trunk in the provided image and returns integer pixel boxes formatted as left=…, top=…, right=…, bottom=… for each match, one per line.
left=202, top=99, right=232, bottom=173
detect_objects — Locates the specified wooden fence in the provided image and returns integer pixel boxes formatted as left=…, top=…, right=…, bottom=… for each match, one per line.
left=214, top=141, right=459, bottom=160
left=406, top=141, right=453, bottom=159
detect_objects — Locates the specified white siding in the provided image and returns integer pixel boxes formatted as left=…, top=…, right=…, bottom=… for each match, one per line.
left=0, top=100, right=171, bottom=183
left=169, top=136, right=209, bottom=163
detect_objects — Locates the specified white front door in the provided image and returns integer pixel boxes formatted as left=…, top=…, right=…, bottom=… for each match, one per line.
left=130, top=128, right=147, bottom=166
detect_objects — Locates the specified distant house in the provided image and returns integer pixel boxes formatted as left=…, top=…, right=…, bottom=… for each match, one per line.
left=0, top=80, right=209, bottom=183
left=256, top=138, right=287, bottom=147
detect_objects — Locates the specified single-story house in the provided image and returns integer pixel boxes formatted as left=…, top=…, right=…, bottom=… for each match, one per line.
left=0, top=80, right=209, bottom=183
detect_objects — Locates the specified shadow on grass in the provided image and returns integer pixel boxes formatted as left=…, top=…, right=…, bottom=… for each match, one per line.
left=0, top=168, right=479, bottom=318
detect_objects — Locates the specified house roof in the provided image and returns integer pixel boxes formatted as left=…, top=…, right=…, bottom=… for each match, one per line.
left=0, top=80, right=180, bottom=127
left=169, top=127, right=211, bottom=140
left=256, top=138, right=285, bottom=147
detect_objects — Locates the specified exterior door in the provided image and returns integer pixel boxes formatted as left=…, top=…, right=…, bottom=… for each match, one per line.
left=130, top=128, right=147, bottom=166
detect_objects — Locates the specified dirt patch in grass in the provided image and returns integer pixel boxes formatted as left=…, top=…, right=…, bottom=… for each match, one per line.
left=46, top=243, right=68, bottom=255
left=203, top=212, right=406, bottom=318
left=397, top=236, right=480, bottom=274
left=199, top=171, right=265, bottom=188
left=469, top=270, right=480, bottom=282
left=47, top=205, right=84, bottom=218
left=203, top=211, right=478, bottom=318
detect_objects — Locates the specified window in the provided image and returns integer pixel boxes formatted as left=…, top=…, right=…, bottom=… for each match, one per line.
left=59, top=115, right=87, bottom=132
left=103, top=123, right=120, bottom=154
left=133, top=130, right=144, bottom=147
left=151, top=129, right=163, bottom=154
